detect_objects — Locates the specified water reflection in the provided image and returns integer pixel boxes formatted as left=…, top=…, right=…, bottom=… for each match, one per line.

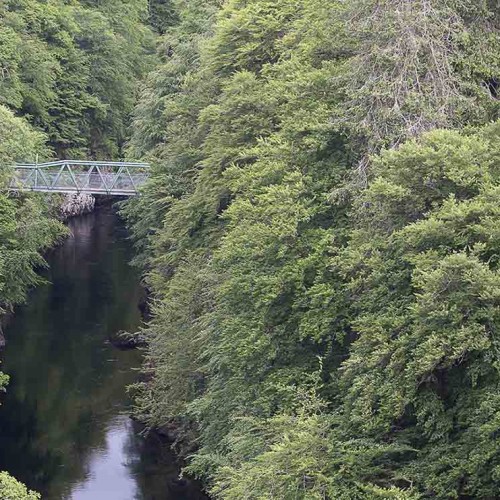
left=70, top=415, right=139, bottom=500
left=0, top=205, right=206, bottom=500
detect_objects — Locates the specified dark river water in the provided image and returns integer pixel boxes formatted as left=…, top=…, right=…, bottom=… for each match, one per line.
left=0, top=205, right=207, bottom=500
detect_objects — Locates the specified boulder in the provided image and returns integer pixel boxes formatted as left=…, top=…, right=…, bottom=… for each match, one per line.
left=108, top=330, right=145, bottom=350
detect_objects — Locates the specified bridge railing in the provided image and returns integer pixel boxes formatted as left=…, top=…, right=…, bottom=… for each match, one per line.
left=9, top=160, right=150, bottom=196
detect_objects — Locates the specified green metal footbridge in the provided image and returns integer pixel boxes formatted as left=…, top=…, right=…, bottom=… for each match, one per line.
left=9, top=160, right=150, bottom=196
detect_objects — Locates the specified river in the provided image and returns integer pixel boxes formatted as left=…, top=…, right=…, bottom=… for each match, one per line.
left=0, top=205, right=207, bottom=500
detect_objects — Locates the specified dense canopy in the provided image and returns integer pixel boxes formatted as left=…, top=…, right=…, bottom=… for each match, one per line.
left=1, top=0, right=499, bottom=498
left=124, top=0, right=500, bottom=498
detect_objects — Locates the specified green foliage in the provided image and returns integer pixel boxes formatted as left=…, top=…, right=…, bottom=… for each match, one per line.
left=0, top=106, right=67, bottom=309
left=122, top=0, right=221, bottom=266
left=0, top=105, right=47, bottom=187
left=148, top=0, right=178, bottom=34
left=0, top=193, right=67, bottom=307
left=124, top=0, right=500, bottom=497
left=338, top=123, right=500, bottom=498
left=0, top=0, right=154, bottom=158
left=0, top=472, right=40, bottom=500
left=0, top=371, right=8, bottom=394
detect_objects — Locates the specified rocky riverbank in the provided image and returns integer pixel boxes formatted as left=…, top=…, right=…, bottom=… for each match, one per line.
left=59, top=193, right=95, bottom=219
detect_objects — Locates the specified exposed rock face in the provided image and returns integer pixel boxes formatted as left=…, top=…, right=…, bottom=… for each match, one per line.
left=60, top=193, right=95, bottom=219
left=0, top=326, right=5, bottom=350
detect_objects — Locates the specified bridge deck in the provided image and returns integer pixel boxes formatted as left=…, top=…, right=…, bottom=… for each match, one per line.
left=8, top=160, right=150, bottom=196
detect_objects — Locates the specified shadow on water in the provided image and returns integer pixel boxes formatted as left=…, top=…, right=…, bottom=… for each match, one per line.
left=0, top=205, right=207, bottom=500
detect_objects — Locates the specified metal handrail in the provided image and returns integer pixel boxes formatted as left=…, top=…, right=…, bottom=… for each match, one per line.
left=15, top=160, right=150, bottom=167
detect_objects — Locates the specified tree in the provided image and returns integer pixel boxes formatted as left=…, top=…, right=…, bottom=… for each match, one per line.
left=0, top=472, right=40, bottom=500
left=0, top=0, right=155, bottom=158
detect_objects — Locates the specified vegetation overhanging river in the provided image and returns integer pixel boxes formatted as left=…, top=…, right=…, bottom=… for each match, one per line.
left=0, top=204, right=207, bottom=500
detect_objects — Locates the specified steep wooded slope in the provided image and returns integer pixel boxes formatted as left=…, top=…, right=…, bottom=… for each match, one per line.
left=126, top=1, right=500, bottom=497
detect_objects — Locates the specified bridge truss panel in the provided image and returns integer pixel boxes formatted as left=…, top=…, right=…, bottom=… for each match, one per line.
left=8, top=161, right=150, bottom=196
